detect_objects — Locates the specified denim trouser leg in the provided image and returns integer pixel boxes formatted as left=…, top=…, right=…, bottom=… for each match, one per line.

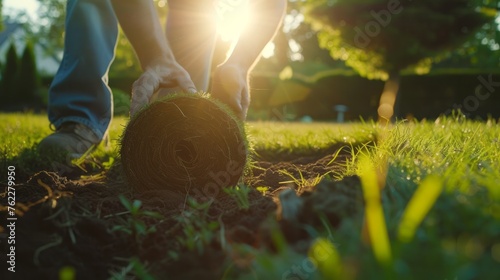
left=48, top=0, right=118, bottom=140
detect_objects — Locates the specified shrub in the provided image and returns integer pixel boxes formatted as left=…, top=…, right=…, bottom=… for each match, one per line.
left=112, top=88, right=130, bottom=116
left=1, top=42, right=19, bottom=107
left=16, top=41, right=41, bottom=108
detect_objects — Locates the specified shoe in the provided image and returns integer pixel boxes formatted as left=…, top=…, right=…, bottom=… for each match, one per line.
left=38, top=122, right=101, bottom=159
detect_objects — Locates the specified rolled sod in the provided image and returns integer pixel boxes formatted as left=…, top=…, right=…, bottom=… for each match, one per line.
left=120, top=94, right=248, bottom=196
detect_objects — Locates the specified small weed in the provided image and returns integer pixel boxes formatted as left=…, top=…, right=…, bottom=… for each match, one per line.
left=109, top=258, right=155, bottom=280
left=279, top=167, right=326, bottom=192
left=111, top=195, right=164, bottom=244
left=223, top=184, right=251, bottom=210
left=256, top=186, right=270, bottom=196
left=174, top=198, right=219, bottom=255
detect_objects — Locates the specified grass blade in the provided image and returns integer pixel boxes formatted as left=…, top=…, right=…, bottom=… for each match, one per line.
left=397, top=175, right=443, bottom=243
left=358, top=156, right=392, bottom=266
left=308, top=237, right=342, bottom=278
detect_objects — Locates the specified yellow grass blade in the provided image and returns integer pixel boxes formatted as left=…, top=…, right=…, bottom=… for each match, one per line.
left=358, top=156, right=392, bottom=265
left=308, top=237, right=342, bottom=278
left=398, top=175, right=444, bottom=243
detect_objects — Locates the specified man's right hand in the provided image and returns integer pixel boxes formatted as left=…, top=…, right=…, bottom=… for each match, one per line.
left=210, top=0, right=286, bottom=121
left=210, top=63, right=250, bottom=121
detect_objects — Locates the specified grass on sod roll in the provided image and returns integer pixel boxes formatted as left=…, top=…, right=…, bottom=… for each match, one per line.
left=1, top=112, right=500, bottom=279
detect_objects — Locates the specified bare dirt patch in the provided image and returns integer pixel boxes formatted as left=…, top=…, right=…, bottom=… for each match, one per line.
left=0, top=150, right=363, bottom=279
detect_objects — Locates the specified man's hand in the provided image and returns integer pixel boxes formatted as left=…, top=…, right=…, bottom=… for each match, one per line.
left=210, top=63, right=249, bottom=121
left=130, top=60, right=196, bottom=116
left=211, top=0, right=286, bottom=121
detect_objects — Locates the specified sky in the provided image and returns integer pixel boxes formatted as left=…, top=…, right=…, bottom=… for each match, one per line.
left=3, top=0, right=39, bottom=19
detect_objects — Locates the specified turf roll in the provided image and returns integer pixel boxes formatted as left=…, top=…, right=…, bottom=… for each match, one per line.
left=120, top=94, right=247, bottom=197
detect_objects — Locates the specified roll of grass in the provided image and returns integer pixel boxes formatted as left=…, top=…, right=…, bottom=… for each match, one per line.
left=120, top=93, right=248, bottom=197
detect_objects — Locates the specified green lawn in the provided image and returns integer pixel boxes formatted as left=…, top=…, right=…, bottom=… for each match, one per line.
left=1, top=113, right=500, bottom=279
left=0, top=114, right=375, bottom=158
left=0, top=114, right=375, bottom=177
left=0, top=113, right=128, bottom=159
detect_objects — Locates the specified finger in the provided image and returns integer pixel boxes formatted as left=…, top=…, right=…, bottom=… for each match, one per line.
left=239, top=88, right=250, bottom=121
left=157, top=65, right=196, bottom=94
left=135, top=69, right=162, bottom=94
left=176, top=75, right=197, bottom=94
left=130, top=72, right=160, bottom=116
left=233, top=100, right=244, bottom=121
left=211, top=84, right=238, bottom=117
left=224, top=92, right=244, bottom=121
left=130, top=87, right=149, bottom=117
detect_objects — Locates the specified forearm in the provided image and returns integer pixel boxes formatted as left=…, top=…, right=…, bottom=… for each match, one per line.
left=110, top=0, right=175, bottom=69
left=225, top=0, right=286, bottom=71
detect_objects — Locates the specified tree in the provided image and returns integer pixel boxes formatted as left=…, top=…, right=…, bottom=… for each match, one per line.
left=444, top=1, right=500, bottom=70
left=16, top=41, right=41, bottom=107
left=35, top=0, right=167, bottom=77
left=0, top=0, right=4, bottom=31
left=302, top=0, right=496, bottom=122
left=35, top=0, right=66, bottom=55
left=1, top=42, right=19, bottom=107
left=108, top=29, right=142, bottom=77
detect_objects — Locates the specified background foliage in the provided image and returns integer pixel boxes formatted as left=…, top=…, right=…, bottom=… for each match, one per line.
left=0, top=0, right=499, bottom=119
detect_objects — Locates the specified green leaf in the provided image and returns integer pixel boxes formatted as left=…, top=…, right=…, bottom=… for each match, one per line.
left=112, top=225, right=132, bottom=235
left=134, top=222, right=147, bottom=235
left=143, top=211, right=164, bottom=219
left=132, top=200, right=142, bottom=211
left=118, top=195, right=132, bottom=211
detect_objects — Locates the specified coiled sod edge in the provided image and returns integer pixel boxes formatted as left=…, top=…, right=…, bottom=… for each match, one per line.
left=120, top=94, right=248, bottom=197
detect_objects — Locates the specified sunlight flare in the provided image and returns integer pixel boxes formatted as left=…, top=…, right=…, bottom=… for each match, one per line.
left=215, top=0, right=251, bottom=42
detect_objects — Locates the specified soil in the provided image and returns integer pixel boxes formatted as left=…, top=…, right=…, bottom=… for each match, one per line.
left=0, top=148, right=363, bottom=280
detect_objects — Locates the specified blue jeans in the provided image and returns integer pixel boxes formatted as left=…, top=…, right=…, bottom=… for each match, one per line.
left=48, top=0, right=118, bottom=140
left=48, top=0, right=217, bottom=140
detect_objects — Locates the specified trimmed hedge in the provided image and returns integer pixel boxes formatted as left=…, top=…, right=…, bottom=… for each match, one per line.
left=42, top=73, right=500, bottom=121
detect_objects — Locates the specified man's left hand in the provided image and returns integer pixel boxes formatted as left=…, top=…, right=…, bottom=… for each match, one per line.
left=130, top=61, right=196, bottom=116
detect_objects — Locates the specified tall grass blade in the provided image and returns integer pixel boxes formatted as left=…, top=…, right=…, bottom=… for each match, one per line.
left=358, top=156, right=392, bottom=266
left=308, top=237, right=342, bottom=278
left=397, top=175, right=443, bottom=243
